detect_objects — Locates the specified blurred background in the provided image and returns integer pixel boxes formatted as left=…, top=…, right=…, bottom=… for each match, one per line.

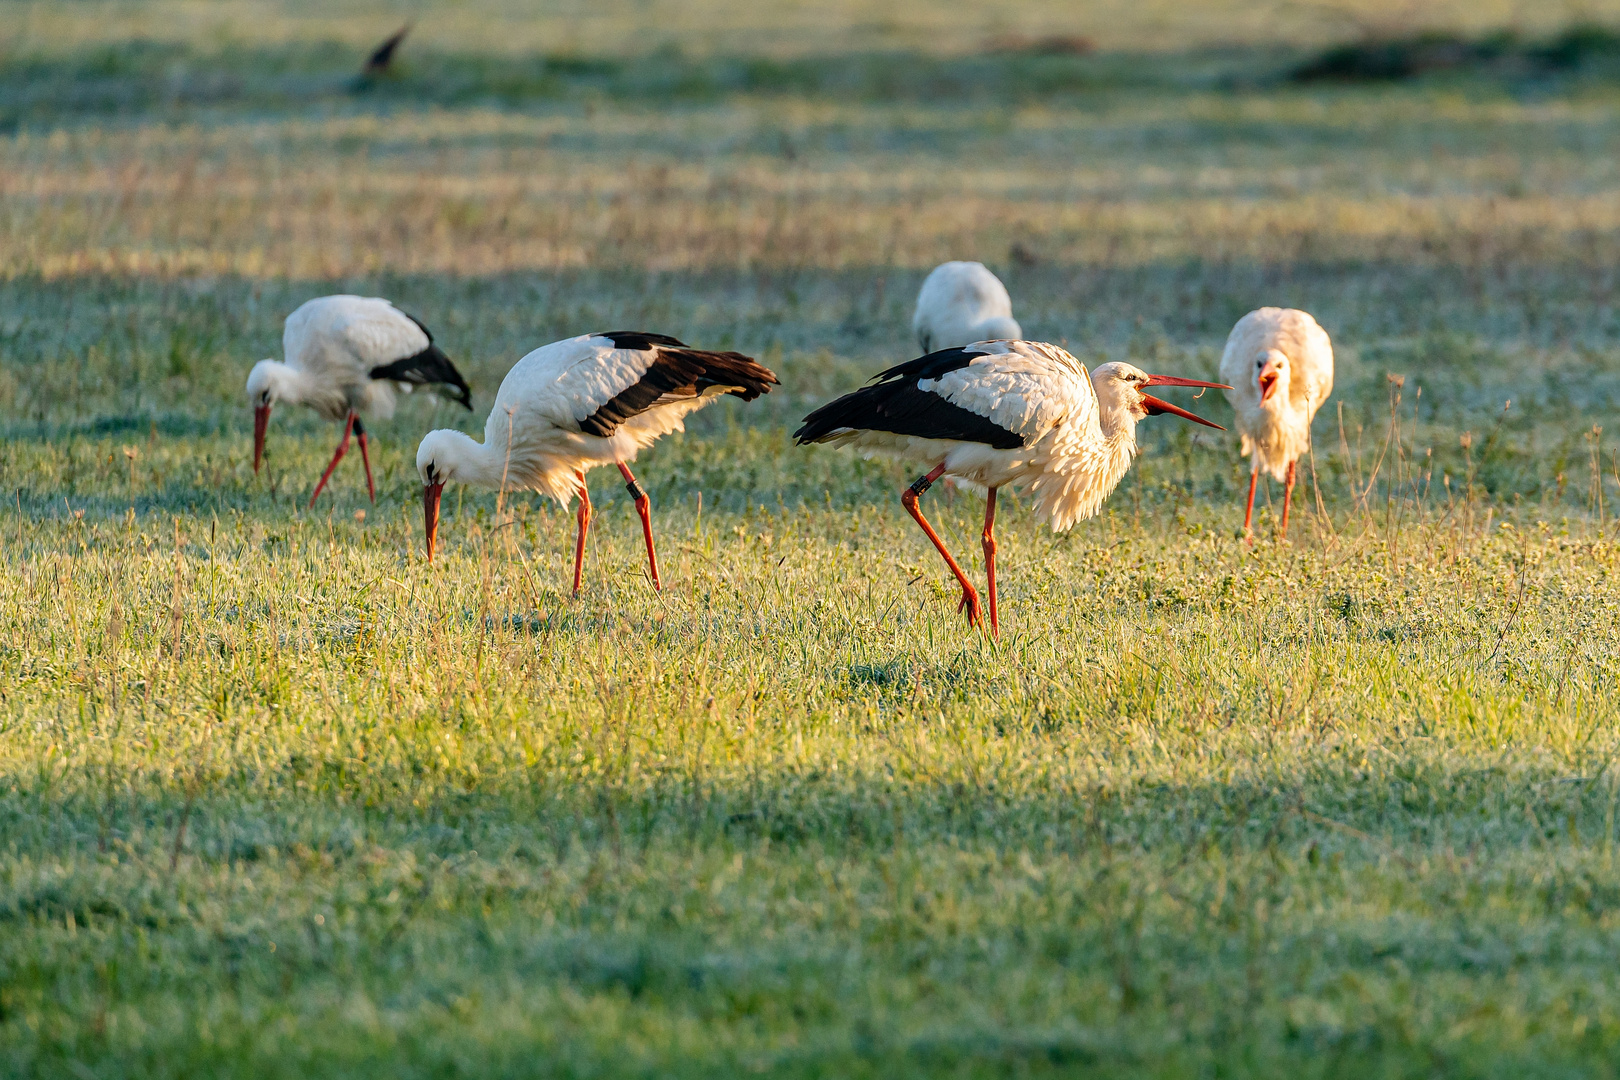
left=3, top=0, right=1620, bottom=512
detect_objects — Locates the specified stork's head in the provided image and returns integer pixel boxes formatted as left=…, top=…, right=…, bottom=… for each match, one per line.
left=415, top=428, right=486, bottom=562
left=1253, top=348, right=1291, bottom=406
left=1092, top=362, right=1229, bottom=433
left=245, top=359, right=296, bottom=474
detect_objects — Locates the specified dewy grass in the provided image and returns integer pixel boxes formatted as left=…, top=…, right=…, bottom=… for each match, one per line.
left=6, top=3, right=1620, bottom=1075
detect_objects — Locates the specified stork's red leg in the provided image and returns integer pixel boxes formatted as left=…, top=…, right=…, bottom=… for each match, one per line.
left=354, top=415, right=375, bottom=503
left=1280, top=459, right=1297, bottom=537
left=572, top=471, right=591, bottom=596
left=982, top=487, right=999, bottom=639
left=309, top=411, right=356, bottom=507
left=618, top=462, right=661, bottom=591
left=1242, top=464, right=1259, bottom=544
left=902, top=463, right=982, bottom=629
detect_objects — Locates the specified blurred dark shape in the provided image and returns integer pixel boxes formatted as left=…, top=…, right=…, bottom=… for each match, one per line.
left=1009, top=241, right=1039, bottom=268
left=1532, top=23, right=1620, bottom=68
left=1291, top=23, right=1620, bottom=82
left=985, top=34, right=1096, bottom=57
left=363, top=23, right=412, bottom=77
left=1291, top=32, right=1493, bottom=82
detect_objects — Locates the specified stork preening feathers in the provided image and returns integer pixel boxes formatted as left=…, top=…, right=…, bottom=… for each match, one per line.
left=415, top=331, right=777, bottom=591
left=1218, top=308, right=1335, bottom=540
left=912, top=261, right=1022, bottom=353
left=247, top=295, right=472, bottom=506
left=795, top=340, right=1228, bottom=636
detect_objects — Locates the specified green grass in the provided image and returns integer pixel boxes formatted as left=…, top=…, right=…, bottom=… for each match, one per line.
left=8, top=2, right=1620, bottom=1076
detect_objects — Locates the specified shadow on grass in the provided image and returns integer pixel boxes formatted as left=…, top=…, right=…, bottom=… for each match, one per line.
left=1, top=755, right=1617, bottom=1075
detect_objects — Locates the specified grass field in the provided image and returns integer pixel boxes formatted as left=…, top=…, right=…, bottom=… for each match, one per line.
left=8, top=1, right=1620, bottom=1075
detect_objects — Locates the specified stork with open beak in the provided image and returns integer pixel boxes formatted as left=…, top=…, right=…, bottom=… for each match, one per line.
left=795, top=339, right=1229, bottom=637
left=1218, top=308, right=1335, bottom=540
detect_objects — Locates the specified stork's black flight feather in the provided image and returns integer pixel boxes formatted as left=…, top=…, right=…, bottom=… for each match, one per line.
left=794, top=347, right=1026, bottom=449
left=368, top=311, right=473, bottom=409
left=578, top=332, right=778, bottom=438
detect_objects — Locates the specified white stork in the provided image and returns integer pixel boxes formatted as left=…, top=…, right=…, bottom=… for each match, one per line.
left=795, top=341, right=1228, bottom=636
left=912, top=261, right=1022, bottom=353
left=246, top=295, right=472, bottom=506
left=414, top=331, right=777, bottom=591
left=1218, top=307, right=1335, bottom=540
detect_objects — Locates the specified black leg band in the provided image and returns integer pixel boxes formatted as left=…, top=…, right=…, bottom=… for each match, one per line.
left=352, top=415, right=366, bottom=436
left=908, top=473, right=936, bottom=497
left=624, top=478, right=647, bottom=502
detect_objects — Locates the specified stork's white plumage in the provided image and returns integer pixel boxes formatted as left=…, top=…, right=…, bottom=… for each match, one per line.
left=246, top=295, right=471, bottom=506
left=1218, top=307, right=1334, bottom=540
left=912, top=261, right=1022, bottom=353
left=795, top=340, right=1228, bottom=635
left=415, top=331, right=777, bottom=590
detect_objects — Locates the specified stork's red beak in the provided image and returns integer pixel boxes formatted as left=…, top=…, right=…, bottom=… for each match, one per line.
left=252, top=404, right=270, bottom=474
left=423, top=481, right=444, bottom=562
left=1139, top=374, right=1231, bottom=430
left=1258, top=368, right=1281, bottom=404
left=1141, top=374, right=1230, bottom=391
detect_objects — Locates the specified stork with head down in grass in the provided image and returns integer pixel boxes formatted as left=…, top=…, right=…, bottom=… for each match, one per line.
left=912, top=261, right=1022, bottom=353
left=246, top=295, right=471, bottom=506
left=414, top=331, right=777, bottom=592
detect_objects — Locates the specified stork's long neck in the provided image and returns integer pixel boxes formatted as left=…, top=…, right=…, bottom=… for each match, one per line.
left=1093, top=403, right=1142, bottom=491
left=252, top=359, right=321, bottom=407
left=437, top=430, right=514, bottom=489
left=283, top=361, right=330, bottom=406
left=1032, top=398, right=1143, bottom=532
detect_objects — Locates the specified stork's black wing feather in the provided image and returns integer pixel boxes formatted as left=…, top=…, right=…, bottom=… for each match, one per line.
left=400, top=309, right=435, bottom=344
left=867, top=346, right=987, bottom=385
left=368, top=323, right=473, bottom=410
left=794, top=383, right=1025, bottom=449
left=596, top=330, right=690, bottom=352
left=578, top=335, right=778, bottom=438
left=794, top=346, right=1025, bottom=449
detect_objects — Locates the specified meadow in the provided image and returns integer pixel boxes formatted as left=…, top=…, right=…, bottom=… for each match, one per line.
left=6, top=1, right=1620, bottom=1075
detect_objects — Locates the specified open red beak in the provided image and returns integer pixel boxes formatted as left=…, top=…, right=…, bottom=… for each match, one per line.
left=252, top=404, right=270, bottom=474
left=1139, top=374, right=1231, bottom=430
left=423, top=481, right=444, bottom=562
left=1258, top=370, right=1280, bottom=404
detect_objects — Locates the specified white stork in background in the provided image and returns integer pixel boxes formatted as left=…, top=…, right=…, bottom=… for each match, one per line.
left=795, top=341, right=1228, bottom=637
left=1218, top=307, right=1335, bottom=540
left=414, top=331, right=777, bottom=591
left=912, top=261, right=1022, bottom=353
left=246, top=295, right=472, bottom=507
